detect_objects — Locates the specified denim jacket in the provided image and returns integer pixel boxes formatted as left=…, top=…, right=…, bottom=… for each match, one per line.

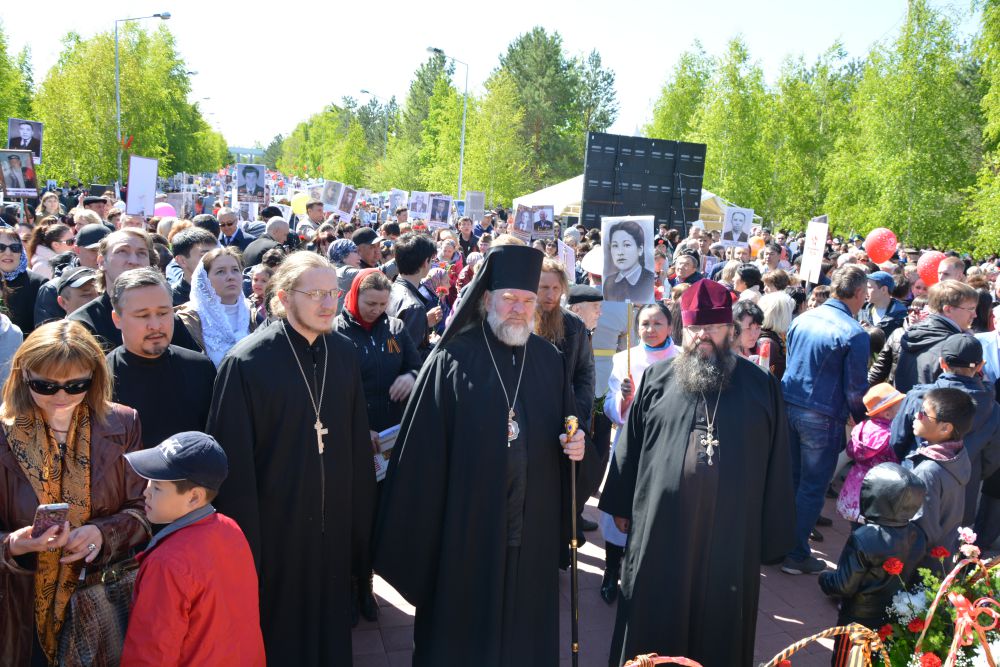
left=781, top=298, right=869, bottom=423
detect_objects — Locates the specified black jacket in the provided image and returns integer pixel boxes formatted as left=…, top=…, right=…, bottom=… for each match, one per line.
left=388, top=277, right=431, bottom=358
left=333, top=310, right=422, bottom=432
left=555, top=309, right=595, bottom=440
left=869, top=326, right=905, bottom=386
left=818, top=462, right=927, bottom=626
left=241, top=234, right=280, bottom=268
left=894, top=314, right=962, bottom=392
left=3, top=270, right=45, bottom=335
left=220, top=228, right=255, bottom=253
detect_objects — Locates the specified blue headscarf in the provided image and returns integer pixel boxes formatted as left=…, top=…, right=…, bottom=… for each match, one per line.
left=1, top=247, right=27, bottom=282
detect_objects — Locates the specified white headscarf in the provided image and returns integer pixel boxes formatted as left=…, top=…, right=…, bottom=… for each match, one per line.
left=190, top=261, right=251, bottom=366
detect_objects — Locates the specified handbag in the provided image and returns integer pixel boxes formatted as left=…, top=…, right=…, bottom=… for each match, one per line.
left=56, top=558, right=139, bottom=667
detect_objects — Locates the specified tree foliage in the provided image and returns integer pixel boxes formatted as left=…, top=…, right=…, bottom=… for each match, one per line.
left=645, top=42, right=713, bottom=142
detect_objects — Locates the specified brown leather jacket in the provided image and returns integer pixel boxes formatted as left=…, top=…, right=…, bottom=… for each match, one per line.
left=0, top=404, right=151, bottom=666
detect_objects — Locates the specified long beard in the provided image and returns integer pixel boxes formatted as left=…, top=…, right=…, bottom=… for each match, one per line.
left=535, top=305, right=565, bottom=344
left=488, top=308, right=534, bottom=347
left=674, top=337, right=736, bottom=394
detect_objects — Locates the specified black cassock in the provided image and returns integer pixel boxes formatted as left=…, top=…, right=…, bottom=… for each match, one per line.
left=599, top=355, right=795, bottom=667
left=207, top=320, right=376, bottom=666
left=375, top=324, right=596, bottom=666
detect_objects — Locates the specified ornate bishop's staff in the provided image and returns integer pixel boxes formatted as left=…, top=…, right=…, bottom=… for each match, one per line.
left=565, top=415, right=580, bottom=667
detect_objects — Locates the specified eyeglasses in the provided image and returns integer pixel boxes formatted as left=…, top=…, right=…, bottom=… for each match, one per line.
left=26, top=376, right=93, bottom=395
left=916, top=409, right=940, bottom=422
left=0, top=242, right=23, bottom=255
left=291, top=288, right=341, bottom=302
left=951, top=304, right=977, bottom=313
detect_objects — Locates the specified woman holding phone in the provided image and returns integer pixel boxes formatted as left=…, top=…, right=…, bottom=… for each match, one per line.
left=0, top=320, right=150, bottom=666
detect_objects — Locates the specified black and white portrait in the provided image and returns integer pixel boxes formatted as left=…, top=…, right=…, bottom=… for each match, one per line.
left=389, top=189, right=407, bottom=214
left=236, top=163, right=267, bottom=204
left=6, top=118, right=42, bottom=164
left=429, top=195, right=452, bottom=224
left=722, top=206, right=753, bottom=247
left=0, top=149, right=37, bottom=198
left=338, top=186, right=358, bottom=216
left=321, top=181, right=343, bottom=211
left=409, top=191, right=430, bottom=220
left=601, top=215, right=655, bottom=303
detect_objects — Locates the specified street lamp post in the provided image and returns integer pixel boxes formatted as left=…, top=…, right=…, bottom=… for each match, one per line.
left=360, top=89, right=389, bottom=159
left=427, top=47, right=468, bottom=201
left=115, top=12, right=171, bottom=185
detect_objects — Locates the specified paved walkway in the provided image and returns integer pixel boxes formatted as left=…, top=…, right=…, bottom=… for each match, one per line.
left=352, top=497, right=850, bottom=666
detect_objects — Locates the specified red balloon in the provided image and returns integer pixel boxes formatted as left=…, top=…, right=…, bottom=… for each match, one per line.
left=864, top=227, right=898, bottom=264
left=917, top=251, right=947, bottom=287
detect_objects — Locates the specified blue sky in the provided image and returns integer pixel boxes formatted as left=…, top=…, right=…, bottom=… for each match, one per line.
left=1, top=0, right=980, bottom=149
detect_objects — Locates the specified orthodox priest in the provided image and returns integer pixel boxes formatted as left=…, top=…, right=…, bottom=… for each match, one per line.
left=599, top=278, right=795, bottom=667
left=207, top=251, right=375, bottom=666
left=375, top=244, right=593, bottom=666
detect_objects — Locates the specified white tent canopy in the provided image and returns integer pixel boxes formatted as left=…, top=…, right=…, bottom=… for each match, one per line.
left=511, top=175, right=583, bottom=218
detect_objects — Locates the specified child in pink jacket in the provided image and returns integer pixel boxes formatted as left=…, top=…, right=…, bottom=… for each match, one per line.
left=837, top=383, right=906, bottom=522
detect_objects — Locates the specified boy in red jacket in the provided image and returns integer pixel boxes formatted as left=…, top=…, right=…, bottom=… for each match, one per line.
left=121, top=432, right=265, bottom=666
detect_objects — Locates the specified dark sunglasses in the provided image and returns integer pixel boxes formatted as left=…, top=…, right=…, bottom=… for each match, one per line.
left=26, top=377, right=93, bottom=395
left=915, top=409, right=939, bottom=422
left=0, top=242, right=22, bottom=254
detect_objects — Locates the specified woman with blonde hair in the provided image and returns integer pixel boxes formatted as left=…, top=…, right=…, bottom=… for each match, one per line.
left=0, top=320, right=150, bottom=665
left=758, top=290, right=796, bottom=379
left=176, top=246, right=254, bottom=366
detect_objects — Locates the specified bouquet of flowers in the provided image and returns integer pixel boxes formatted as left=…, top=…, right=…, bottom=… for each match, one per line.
left=881, top=528, right=1000, bottom=666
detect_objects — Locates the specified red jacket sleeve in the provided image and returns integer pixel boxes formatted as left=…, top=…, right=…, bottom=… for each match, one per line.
left=120, top=555, right=194, bottom=666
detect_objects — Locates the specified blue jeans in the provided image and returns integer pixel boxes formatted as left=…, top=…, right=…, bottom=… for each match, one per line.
left=787, top=405, right=846, bottom=561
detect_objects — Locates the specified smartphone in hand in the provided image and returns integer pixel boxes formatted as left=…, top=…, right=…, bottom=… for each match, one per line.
left=30, top=503, right=69, bottom=538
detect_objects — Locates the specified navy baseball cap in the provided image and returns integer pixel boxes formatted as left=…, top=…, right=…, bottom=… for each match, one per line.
left=124, top=432, right=229, bottom=491
left=941, top=333, right=983, bottom=369
left=867, top=271, right=895, bottom=291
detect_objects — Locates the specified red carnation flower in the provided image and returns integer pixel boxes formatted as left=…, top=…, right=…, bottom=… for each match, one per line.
left=777, top=661, right=791, bottom=667
left=877, top=624, right=893, bottom=640
left=920, top=653, right=942, bottom=667
left=930, top=546, right=950, bottom=560
left=882, top=558, right=904, bottom=576
left=907, top=617, right=926, bottom=632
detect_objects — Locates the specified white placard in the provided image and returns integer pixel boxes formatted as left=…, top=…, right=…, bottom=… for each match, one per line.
left=125, top=155, right=158, bottom=216
left=801, top=215, right=829, bottom=285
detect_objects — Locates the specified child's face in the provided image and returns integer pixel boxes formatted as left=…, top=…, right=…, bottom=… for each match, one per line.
left=880, top=402, right=902, bottom=422
left=143, top=479, right=199, bottom=524
left=913, top=399, right=953, bottom=443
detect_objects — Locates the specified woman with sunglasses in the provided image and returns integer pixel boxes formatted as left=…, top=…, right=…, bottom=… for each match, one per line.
left=0, top=225, right=46, bottom=335
left=176, top=247, right=255, bottom=366
left=0, top=320, right=150, bottom=666
left=27, top=219, right=75, bottom=279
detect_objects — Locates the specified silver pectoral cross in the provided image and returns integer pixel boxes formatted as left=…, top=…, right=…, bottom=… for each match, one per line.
left=314, top=419, right=328, bottom=454
left=700, top=428, right=719, bottom=466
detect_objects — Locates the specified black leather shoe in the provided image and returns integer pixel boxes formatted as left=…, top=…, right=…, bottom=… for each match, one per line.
left=810, top=528, right=824, bottom=543
left=816, top=515, right=833, bottom=527
left=579, top=516, right=598, bottom=532
left=600, top=570, right=619, bottom=604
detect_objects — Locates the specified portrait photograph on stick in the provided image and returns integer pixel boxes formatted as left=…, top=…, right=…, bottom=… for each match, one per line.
left=408, top=191, right=430, bottom=220
left=0, top=149, right=37, bottom=198
left=721, top=205, right=753, bottom=247
left=338, top=185, right=358, bottom=217
left=6, top=117, right=43, bottom=164
left=532, top=205, right=556, bottom=240
left=428, top=195, right=452, bottom=224
left=125, top=155, right=159, bottom=217
left=321, top=180, right=343, bottom=212
left=601, top=215, right=655, bottom=303
left=236, top=163, right=267, bottom=204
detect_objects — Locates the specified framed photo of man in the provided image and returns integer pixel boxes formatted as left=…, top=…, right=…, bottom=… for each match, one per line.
left=0, top=149, right=37, bottom=198
left=6, top=118, right=43, bottom=164
left=722, top=206, right=753, bottom=248
left=513, top=205, right=533, bottom=234
left=428, top=195, right=452, bottom=224
left=236, top=163, right=267, bottom=204
left=408, top=191, right=430, bottom=220
left=126, top=155, right=159, bottom=216
left=601, top=215, right=655, bottom=303
left=465, top=190, right=485, bottom=222
left=531, top=205, right=555, bottom=240
left=388, top=189, right=407, bottom=215
left=338, top=186, right=358, bottom=218
left=321, top=181, right=343, bottom=212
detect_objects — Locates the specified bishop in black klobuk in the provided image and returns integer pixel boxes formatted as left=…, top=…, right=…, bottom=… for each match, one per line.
left=599, top=278, right=796, bottom=666
left=207, top=251, right=375, bottom=666
left=375, top=243, right=595, bottom=666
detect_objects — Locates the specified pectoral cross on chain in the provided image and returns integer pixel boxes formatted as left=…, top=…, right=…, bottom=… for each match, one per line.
left=315, top=419, right=328, bottom=454
left=700, top=429, right=719, bottom=466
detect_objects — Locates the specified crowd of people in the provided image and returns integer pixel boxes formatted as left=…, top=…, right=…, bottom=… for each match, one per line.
left=2, top=180, right=1000, bottom=667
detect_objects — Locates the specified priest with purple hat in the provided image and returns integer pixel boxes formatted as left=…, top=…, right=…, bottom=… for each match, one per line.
left=599, top=279, right=795, bottom=666
left=375, top=244, right=596, bottom=666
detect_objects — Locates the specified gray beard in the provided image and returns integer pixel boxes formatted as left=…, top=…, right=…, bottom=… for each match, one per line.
left=674, top=341, right=737, bottom=394
left=487, top=309, right=533, bottom=347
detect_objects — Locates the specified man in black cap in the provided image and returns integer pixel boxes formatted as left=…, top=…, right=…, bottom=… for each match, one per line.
left=55, top=267, right=99, bottom=316
left=82, top=195, right=110, bottom=226
left=33, top=223, right=111, bottom=326
left=890, top=333, right=1000, bottom=528
left=567, top=284, right=603, bottom=332
left=108, top=268, right=216, bottom=447
left=351, top=226, right=397, bottom=279
left=376, top=244, right=593, bottom=666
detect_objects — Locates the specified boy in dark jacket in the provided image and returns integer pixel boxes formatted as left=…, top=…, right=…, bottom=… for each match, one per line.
left=120, top=432, right=265, bottom=666
left=819, top=463, right=926, bottom=666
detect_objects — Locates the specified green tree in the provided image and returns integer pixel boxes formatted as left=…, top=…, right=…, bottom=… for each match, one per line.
left=645, top=42, right=714, bottom=141
left=400, top=53, right=452, bottom=146
left=825, top=0, right=981, bottom=246
left=464, top=70, right=533, bottom=205
left=0, top=23, right=34, bottom=129
left=418, top=75, right=464, bottom=194
left=572, top=49, right=618, bottom=148
left=263, top=134, right=283, bottom=169
left=688, top=38, right=772, bottom=215
left=966, top=0, right=1000, bottom=254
